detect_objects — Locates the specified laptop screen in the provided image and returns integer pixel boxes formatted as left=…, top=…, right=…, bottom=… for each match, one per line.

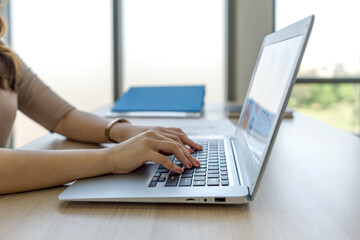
left=238, top=35, right=303, bottom=170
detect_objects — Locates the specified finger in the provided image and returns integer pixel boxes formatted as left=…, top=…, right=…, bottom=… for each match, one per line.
left=148, top=128, right=199, bottom=151
left=159, top=132, right=195, bottom=153
left=144, top=130, right=196, bottom=168
left=152, top=140, right=192, bottom=169
left=165, top=128, right=202, bottom=150
left=178, top=143, right=201, bottom=168
left=148, top=151, right=184, bottom=174
left=168, top=141, right=200, bottom=168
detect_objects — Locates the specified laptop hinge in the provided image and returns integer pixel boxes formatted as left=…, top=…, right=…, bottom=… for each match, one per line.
left=247, top=187, right=252, bottom=200
left=230, top=138, right=245, bottom=187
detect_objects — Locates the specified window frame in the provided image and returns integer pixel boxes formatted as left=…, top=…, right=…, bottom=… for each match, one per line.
left=226, top=0, right=359, bottom=134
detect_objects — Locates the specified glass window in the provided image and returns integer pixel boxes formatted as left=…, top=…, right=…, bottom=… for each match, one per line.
left=123, top=0, right=225, bottom=103
left=276, top=0, right=360, bottom=135
left=276, top=0, right=360, bottom=78
left=289, top=83, right=360, bottom=134
left=11, top=0, right=112, bottom=147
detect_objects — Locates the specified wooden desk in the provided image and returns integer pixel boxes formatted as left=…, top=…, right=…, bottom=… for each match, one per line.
left=1, top=106, right=359, bottom=239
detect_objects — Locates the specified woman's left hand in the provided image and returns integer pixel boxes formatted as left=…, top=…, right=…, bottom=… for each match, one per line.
left=109, top=123, right=202, bottom=152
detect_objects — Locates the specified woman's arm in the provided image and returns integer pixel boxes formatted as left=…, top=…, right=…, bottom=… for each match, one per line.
left=14, top=51, right=201, bottom=152
left=53, top=109, right=203, bottom=150
left=53, top=109, right=110, bottom=143
left=0, top=129, right=199, bottom=195
left=0, top=148, right=108, bottom=194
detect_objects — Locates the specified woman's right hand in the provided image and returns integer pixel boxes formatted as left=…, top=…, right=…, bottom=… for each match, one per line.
left=103, top=129, right=201, bottom=174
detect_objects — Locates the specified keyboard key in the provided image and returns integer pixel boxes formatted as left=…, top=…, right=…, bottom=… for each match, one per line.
left=208, top=174, right=219, bottom=178
left=222, top=180, right=229, bottom=186
left=208, top=170, right=219, bottom=174
left=169, top=171, right=181, bottom=176
left=207, top=178, right=220, bottom=186
left=197, top=166, right=207, bottom=169
left=183, top=169, right=194, bottom=174
left=195, top=168, right=206, bottom=173
left=194, top=176, right=206, bottom=181
left=181, top=174, right=193, bottom=178
left=158, top=177, right=166, bottom=182
left=208, top=166, right=219, bottom=170
left=165, top=175, right=179, bottom=187
left=193, top=181, right=206, bottom=186
left=152, top=177, right=159, bottom=182
left=154, top=173, right=161, bottom=177
left=220, top=167, right=227, bottom=171
left=221, top=171, right=228, bottom=175
left=195, top=172, right=206, bottom=176
left=221, top=175, right=228, bottom=180
left=156, top=169, right=169, bottom=173
left=148, top=182, right=157, bottom=187
left=179, top=178, right=192, bottom=187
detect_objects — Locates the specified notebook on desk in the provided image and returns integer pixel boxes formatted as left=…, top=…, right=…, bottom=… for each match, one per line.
left=59, top=16, right=314, bottom=204
left=106, top=86, right=205, bottom=118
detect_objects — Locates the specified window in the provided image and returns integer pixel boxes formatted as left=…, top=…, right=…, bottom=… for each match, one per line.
left=9, top=0, right=225, bottom=147
left=276, top=0, right=360, bottom=134
left=11, top=0, right=112, bottom=147
left=122, top=0, right=226, bottom=103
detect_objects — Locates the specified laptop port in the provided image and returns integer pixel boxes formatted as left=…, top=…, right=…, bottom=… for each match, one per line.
left=215, top=198, right=226, bottom=203
left=185, top=198, right=196, bottom=202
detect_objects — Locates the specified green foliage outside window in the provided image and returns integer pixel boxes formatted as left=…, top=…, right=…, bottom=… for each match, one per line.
left=289, top=83, right=360, bottom=134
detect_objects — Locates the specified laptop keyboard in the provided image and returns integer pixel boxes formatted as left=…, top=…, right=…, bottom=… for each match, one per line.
left=148, top=139, right=229, bottom=187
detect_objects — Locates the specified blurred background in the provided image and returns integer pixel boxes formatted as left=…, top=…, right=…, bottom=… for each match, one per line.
left=2, top=0, right=359, bottom=148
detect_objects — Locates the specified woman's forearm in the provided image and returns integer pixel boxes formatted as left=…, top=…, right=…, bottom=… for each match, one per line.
left=53, top=110, right=110, bottom=143
left=0, top=148, right=110, bottom=195
left=52, top=110, right=202, bottom=150
left=52, top=109, right=144, bottom=144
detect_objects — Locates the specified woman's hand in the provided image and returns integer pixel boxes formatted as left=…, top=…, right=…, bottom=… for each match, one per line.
left=109, top=123, right=202, bottom=152
left=103, top=129, right=201, bottom=174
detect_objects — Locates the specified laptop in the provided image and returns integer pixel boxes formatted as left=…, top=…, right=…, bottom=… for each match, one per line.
left=59, top=15, right=314, bottom=204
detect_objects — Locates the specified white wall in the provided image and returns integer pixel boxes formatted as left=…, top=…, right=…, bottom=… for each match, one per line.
left=233, top=0, right=274, bottom=104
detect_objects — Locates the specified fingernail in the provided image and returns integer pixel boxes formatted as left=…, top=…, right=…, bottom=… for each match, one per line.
left=188, top=161, right=193, bottom=168
left=178, top=167, right=184, bottom=173
left=196, top=160, right=201, bottom=166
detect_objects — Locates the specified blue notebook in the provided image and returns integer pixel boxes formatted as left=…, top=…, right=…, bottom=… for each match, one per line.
left=107, top=86, right=205, bottom=118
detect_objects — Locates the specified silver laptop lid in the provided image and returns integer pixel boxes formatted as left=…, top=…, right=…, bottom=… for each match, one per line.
left=234, top=16, right=314, bottom=200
